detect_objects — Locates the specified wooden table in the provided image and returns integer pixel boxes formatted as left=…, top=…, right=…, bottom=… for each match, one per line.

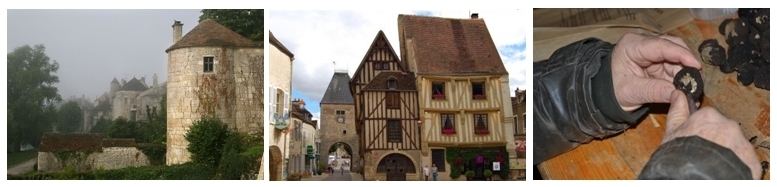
left=537, top=15, right=770, bottom=180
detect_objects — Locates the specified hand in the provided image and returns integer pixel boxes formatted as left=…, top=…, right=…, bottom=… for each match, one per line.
left=664, top=89, right=762, bottom=179
left=611, top=33, right=703, bottom=112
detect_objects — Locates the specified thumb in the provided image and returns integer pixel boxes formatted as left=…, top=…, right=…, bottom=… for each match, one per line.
left=665, top=90, right=690, bottom=134
left=620, top=77, right=675, bottom=110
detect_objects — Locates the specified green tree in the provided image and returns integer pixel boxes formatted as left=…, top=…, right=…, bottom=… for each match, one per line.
left=7, top=44, right=61, bottom=153
left=199, top=9, right=264, bottom=42
left=90, top=117, right=113, bottom=134
left=185, top=115, right=228, bottom=167
left=108, top=117, right=137, bottom=139
left=57, top=101, right=83, bottom=133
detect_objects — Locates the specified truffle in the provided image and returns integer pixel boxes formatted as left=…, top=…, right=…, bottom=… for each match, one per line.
left=673, top=67, right=704, bottom=100
left=720, top=58, right=736, bottom=73
left=719, top=18, right=734, bottom=36
left=753, top=10, right=770, bottom=32
left=760, top=40, right=769, bottom=63
left=754, top=65, right=770, bottom=90
left=698, top=39, right=727, bottom=66
left=738, top=8, right=758, bottom=20
left=725, top=19, right=750, bottom=45
left=736, top=63, right=756, bottom=86
left=727, top=44, right=756, bottom=70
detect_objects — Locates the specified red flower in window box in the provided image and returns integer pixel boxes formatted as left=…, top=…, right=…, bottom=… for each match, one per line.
left=474, top=129, right=490, bottom=134
left=442, top=128, right=456, bottom=134
left=473, top=94, right=486, bottom=99
left=432, top=93, right=445, bottom=99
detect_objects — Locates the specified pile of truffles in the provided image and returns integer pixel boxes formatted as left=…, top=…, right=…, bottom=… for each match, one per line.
left=697, top=8, right=769, bottom=90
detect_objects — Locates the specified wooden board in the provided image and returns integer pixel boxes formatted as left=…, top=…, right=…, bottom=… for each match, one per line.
left=537, top=15, right=770, bottom=180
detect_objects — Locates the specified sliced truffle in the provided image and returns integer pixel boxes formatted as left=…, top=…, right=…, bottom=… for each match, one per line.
left=753, top=10, right=770, bottom=32
left=754, top=65, right=770, bottom=90
left=674, top=67, right=704, bottom=100
left=719, top=18, right=735, bottom=36
left=736, top=63, right=756, bottom=86
left=698, top=39, right=727, bottom=66
left=726, top=19, right=750, bottom=45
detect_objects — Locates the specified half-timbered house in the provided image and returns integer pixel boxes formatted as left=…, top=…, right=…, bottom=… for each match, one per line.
left=398, top=14, right=517, bottom=181
left=350, top=31, right=421, bottom=181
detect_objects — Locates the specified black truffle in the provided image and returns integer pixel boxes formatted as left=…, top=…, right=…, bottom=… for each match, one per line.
left=736, top=63, right=756, bottom=86
left=698, top=39, right=727, bottom=66
left=719, top=18, right=734, bottom=36
left=753, top=10, right=770, bottom=32
left=760, top=40, right=769, bottom=63
left=727, top=44, right=756, bottom=70
left=720, top=58, right=736, bottom=73
left=738, top=8, right=758, bottom=20
left=754, top=65, right=770, bottom=90
left=726, top=19, right=750, bottom=45
left=674, top=67, right=704, bottom=100
left=748, top=27, right=763, bottom=45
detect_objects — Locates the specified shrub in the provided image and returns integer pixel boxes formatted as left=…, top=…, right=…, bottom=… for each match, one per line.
left=465, top=170, right=475, bottom=178
left=185, top=115, right=228, bottom=167
left=218, top=150, right=251, bottom=180
left=137, top=143, right=166, bottom=166
left=286, top=172, right=301, bottom=181
left=107, top=117, right=137, bottom=139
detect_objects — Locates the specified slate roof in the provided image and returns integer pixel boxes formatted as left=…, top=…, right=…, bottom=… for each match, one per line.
left=117, top=77, right=148, bottom=92
left=320, top=72, right=354, bottom=104
left=397, top=14, right=507, bottom=75
left=269, top=30, right=295, bottom=58
left=362, top=72, right=417, bottom=91
left=94, top=99, right=112, bottom=111
left=111, top=77, right=120, bottom=84
left=291, top=101, right=315, bottom=125
left=166, top=19, right=260, bottom=53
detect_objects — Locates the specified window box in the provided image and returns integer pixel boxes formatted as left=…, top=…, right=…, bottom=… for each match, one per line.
left=474, top=129, right=490, bottom=135
left=473, top=94, right=486, bottom=100
left=442, top=129, right=456, bottom=135
left=432, top=94, right=446, bottom=100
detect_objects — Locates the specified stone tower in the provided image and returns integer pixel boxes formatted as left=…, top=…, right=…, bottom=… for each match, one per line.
left=110, top=77, right=120, bottom=97
left=165, top=19, right=264, bottom=165
left=318, top=72, right=360, bottom=171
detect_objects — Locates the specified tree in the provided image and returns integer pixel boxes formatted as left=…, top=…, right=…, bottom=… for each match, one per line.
left=89, top=117, right=113, bottom=134
left=107, top=117, right=137, bottom=139
left=57, top=101, right=83, bottom=133
left=199, top=9, right=264, bottom=42
left=7, top=44, right=61, bottom=153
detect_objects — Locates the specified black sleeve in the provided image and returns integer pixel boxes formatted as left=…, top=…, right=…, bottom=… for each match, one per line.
left=532, top=38, right=649, bottom=165
left=638, top=136, right=753, bottom=180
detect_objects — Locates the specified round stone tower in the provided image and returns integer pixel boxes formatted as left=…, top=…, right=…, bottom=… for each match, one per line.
left=165, top=19, right=264, bottom=165
left=110, top=77, right=120, bottom=97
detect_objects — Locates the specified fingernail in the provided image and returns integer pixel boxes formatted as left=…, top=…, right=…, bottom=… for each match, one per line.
left=665, top=86, right=676, bottom=102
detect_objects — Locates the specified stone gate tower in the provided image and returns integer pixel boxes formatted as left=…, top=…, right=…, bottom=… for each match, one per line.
left=318, top=71, right=361, bottom=171
left=165, top=19, right=264, bottom=165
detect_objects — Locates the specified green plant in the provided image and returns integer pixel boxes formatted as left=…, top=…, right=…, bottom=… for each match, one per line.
left=444, top=147, right=511, bottom=179
left=108, top=117, right=137, bottom=139
left=449, top=167, right=462, bottom=179
left=286, top=172, right=301, bottom=181
left=185, top=115, right=229, bottom=167
left=137, top=144, right=166, bottom=166
left=484, top=169, right=493, bottom=177
left=465, top=171, right=475, bottom=178
left=218, top=150, right=250, bottom=180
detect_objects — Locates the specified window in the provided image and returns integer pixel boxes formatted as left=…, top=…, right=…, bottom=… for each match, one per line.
left=386, top=92, right=400, bottom=109
left=276, top=90, right=284, bottom=117
left=204, top=57, right=214, bottom=72
left=432, top=82, right=445, bottom=99
left=383, top=62, right=390, bottom=70
left=124, top=98, right=128, bottom=104
left=431, top=149, right=446, bottom=172
left=523, top=113, right=527, bottom=134
left=387, top=120, right=402, bottom=143
left=336, top=110, right=345, bottom=115
left=474, top=114, right=489, bottom=134
left=472, top=82, right=485, bottom=99
left=441, top=114, right=455, bottom=134
left=388, top=79, right=397, bottom=90
left=374, top=62, right=390, bottom=70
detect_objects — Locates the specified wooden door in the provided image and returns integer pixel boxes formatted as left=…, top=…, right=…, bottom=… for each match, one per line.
left=379, top=154, right=413, bottom=181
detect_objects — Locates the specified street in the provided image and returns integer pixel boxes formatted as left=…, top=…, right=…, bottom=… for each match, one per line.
left=302, top=167, right=363, bottom=181
left=8, top=158, right=36, bottom=176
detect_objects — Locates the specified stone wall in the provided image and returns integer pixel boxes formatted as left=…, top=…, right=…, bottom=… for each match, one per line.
left=268, top=42, right=292, bottom=155
left=363, top=150, right=422, bottom=181
left=137, top=82, right=167, bottom=121
left=37, top=134, right=150, bottom=173
left=318, top=104, right=360, bottom=171
left=166, top=46, right=263, bottom=165
left=112, top=90, right=142, bottom=120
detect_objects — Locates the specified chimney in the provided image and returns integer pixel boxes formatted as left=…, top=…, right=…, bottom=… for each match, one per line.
left=153, top=74, right=158, bottom=88
left=471, top=13, right=479, bottom=19
left=121, top=79, right=126, bottom=87
left=172, top=20, right=183, bottom=44
left=141, top=77, right=146, bottom=85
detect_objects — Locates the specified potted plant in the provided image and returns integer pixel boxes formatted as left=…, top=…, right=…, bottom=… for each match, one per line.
left=465, top=170, right=475, bottom=181
left=483, top=170, right=493, bottom=181
left=287, top=172, right=301, bottom=181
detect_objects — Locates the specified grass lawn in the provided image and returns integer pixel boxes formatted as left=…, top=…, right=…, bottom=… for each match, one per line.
left=8, top=148, right=38, bottom=168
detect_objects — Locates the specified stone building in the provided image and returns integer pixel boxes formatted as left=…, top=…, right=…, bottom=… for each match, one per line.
left=165, top=19, right=264, bottom=165
left=267, top=30, right=294, bottom=181
left=318, top=72, right=360, bottom=171
left=84, top=75, right=167, bottom=132
left=289, top=98, right=317, bottom=175
left=511, top=87, right=527, bottom=179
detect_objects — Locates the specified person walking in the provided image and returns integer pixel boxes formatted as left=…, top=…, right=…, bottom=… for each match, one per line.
left=423, top=165, right=430, bottom=181
left=341, top=165, right=344, bottom=175
left=432, top=164, right=438, bottom=181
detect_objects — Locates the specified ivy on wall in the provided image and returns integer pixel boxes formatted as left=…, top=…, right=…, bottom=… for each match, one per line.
left=444, top=146, right=510, bottom=180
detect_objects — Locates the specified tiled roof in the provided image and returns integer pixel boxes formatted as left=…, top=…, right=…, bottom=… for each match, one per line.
left=39, top=133, right=104, bottom=152
left=321, top=72, right=354, bottom=104
left=166, top=19, right=260, bottom=52
left=362, top=71, right=417, bottom=91
left=269, top=30, right=294, bottom=58
left=398, top=14, right=507, bottom=75
left=117, top=77, right=148, bottom=92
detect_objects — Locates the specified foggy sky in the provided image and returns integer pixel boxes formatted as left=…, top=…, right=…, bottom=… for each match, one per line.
left=7, top=9, right=202, bottom=103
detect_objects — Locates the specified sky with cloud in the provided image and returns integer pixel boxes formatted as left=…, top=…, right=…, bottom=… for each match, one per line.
left=268, top=10, right=528, bottom=121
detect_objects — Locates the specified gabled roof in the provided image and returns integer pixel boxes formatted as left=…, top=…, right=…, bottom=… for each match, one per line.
left=269, top=30, right=294, bottom=58
left=166, top=19, right=260, bottom=53
left=94, top=99, right=112, bottom=111
left=111, top=77, right=120, bottom=84
left=117, top=77, right=148, bottom=92
left=398, top=14, right=507, bottom=75
left=362, top=72, right=416, bottom=91
left=321, top=72, right=354, bottom=104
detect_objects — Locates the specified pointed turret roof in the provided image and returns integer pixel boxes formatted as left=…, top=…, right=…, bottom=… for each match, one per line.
left=111, top=77, right=120, bottom=84
left=320, top=72, right=354, bottom=104
left=166, top=19, right=260, bottom=52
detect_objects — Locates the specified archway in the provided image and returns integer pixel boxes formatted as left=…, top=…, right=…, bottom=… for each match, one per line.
left=377, top=153, right=416, bottom=181
left=269, top=146, right=282, bottom=181
left=326, top=142, right=354, bottom=172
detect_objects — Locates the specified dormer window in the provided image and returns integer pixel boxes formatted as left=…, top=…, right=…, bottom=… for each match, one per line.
left=472, top=82, right=486, bottom=100
left=388, top=79, right=397, bottom=90
left=432, top=82, right=445, bottom=100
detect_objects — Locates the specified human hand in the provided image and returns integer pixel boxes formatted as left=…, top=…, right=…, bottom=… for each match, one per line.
left=611, top=33, right=703, bottom=112
left=664, top=89, right=762, bottom=179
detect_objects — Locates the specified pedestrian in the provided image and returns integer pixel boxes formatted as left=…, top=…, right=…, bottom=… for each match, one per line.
left=423, top=165, right=430, bottom=181
left=341, top=166, right=344, bottom=175
left=432, top=164, right=438, bottom=181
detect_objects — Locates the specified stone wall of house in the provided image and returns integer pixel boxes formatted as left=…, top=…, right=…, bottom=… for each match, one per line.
left=112, top=91, right=142, bottom=121
left=37, top=148, right=149, bottom=173
left=318, top=104, right=360, bottom=171
left=166, top=46, right=263, bottom=165
left=363, top=150, right=422, bottom=181
left=137, top=82, right=167, bottom=121
left=94, top=147, right=150, bottom=170
left=268, top=43, right=292, bottom=155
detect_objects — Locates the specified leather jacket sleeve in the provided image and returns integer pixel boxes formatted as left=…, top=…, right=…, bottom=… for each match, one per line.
left=533, top=38, right=649, bottom=165
left=638, top=136, right=752, bottom=179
